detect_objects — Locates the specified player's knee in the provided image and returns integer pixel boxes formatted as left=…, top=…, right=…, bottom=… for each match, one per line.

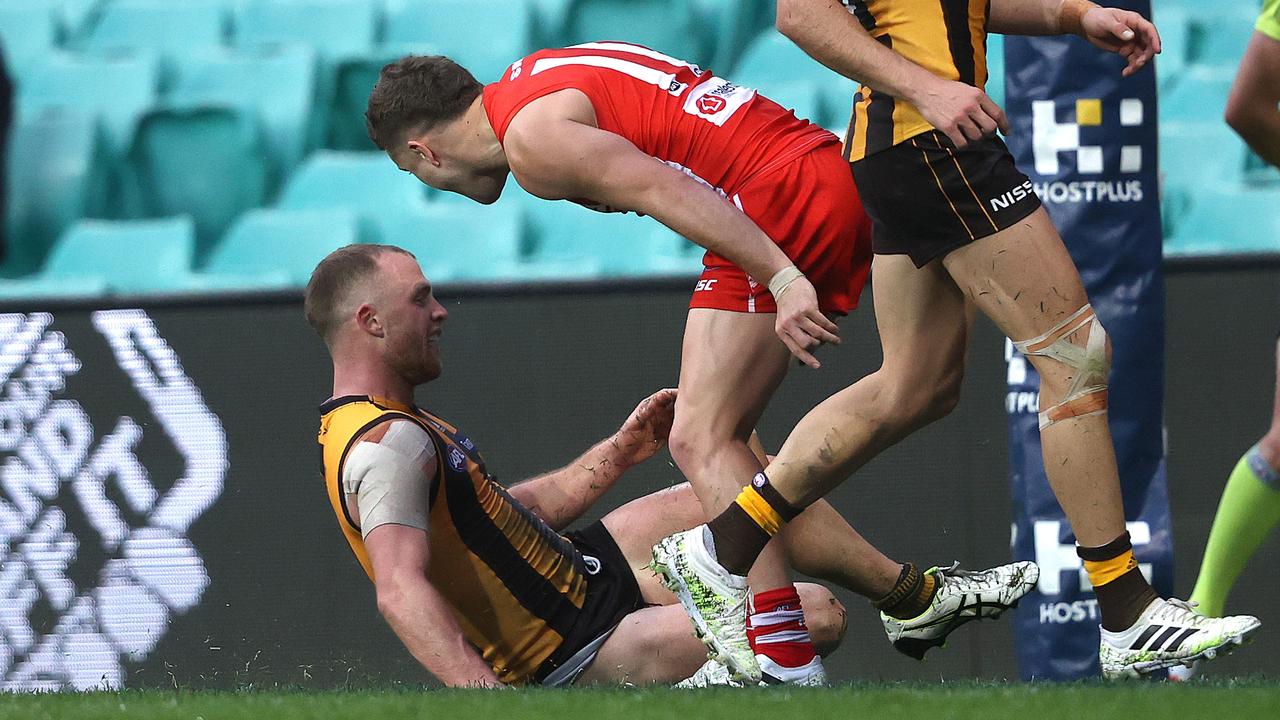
left=1258, top=432, right=1280, bottom=472
left=667, top=412, right=743, bottom=470
left=798, top=585, right=847, bottom=657
left=1015, top=305, right=1112, bottom=429
left=878, top=365, right=963, bottom=429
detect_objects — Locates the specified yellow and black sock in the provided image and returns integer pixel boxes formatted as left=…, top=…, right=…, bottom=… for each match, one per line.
left=874, top=563, right=939, bottom=619
left=1078, top=532, right=1159, bottom=632
left=706, top=473, right=802, bottom=575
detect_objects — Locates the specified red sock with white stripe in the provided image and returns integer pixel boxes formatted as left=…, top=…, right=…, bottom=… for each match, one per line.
left=748, top=586, right=825, bottom=684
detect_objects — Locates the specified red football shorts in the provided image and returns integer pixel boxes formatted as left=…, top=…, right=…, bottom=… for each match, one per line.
left=689, top=143, right=872, bottom=315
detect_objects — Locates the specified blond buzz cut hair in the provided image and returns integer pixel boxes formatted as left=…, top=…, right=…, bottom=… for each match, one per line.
left=304, top=243, right=415, bottom=345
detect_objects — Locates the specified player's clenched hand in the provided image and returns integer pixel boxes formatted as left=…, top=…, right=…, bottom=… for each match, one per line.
left=612, top=388, right=677, bottom=467
left=1080, top=7, right=1161, bottom=77
left=912, top=77, right=1010, bottom=149
left=774, top=276, right=839, bottom=370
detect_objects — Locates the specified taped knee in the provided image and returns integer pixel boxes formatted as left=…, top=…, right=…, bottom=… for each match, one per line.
left=1012, top=304, right=1110, bottom=430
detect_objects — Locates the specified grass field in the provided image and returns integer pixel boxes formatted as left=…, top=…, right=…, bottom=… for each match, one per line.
left=1, top=680, right=1277, bottom=720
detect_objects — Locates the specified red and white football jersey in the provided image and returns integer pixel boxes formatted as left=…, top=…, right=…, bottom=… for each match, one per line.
left=483, top=41, right=838, bottom=207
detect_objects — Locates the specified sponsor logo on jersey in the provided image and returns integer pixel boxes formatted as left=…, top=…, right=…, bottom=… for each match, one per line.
left=696, top=95, right=727, bottom=115
left=448, top=447, right=467, bottom=472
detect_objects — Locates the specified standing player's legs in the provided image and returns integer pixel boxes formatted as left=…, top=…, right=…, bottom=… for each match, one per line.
left=1188, top=338, right=1280, bottom=618
left=761, top=254, right=969, bottom=510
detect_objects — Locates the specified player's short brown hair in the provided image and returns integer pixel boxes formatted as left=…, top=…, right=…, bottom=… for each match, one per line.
left=305, top=243, right=415, bottom=344
left=365, top=55, right=483, bottom=151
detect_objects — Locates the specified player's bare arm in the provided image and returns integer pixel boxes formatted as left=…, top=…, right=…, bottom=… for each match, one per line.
left=509, top=388, right=677, bottom=531
left=344, top=424, right=501, bottom=688
left=1225, top=30, right=1280, bottom=168
left=775, top=0, right=1008, bottom=148
left=988, top=0, right=1161, bottom=77
left=503, top=89, right=840, bottom=368
left=365, top=523, right=502, bottom=688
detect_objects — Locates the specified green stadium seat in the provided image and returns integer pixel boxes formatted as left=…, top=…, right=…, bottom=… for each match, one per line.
left=711, top=0, right=772, bottom=74
left=529, top=0, right=573, bottom=47
left=278, top=151, right=431, bottom=213
left=204, top=208, right=361, bottom=285
left=523, top=198, right=693, bottom=276
left=986, top=33, right=1005, bottom=109
left=78, top=0, right=229, bottom=86
left=235, top=0, right=376, bottom=59
left=368, top=203, right=526, bottom=282
left=735, top=32, right=844, bottom=129
left=1153, top=6, right=1190, bottom=89
left=17, top=50, right=160, bottom=161
left=169, top=44, right=318, bottom=179
left=1160, top=66, right=1234, bottom=124
left=42, top=217, right=198, bottom=294
left=4, top=108, right=105, bottom=275
left=383, top=0, right=534, bottom=83
left=0, top=2, right=58, bottom=79
left=127, top=106, right=270, bottom=251
left=1188, top=8, right=1258, bottom=70
left=1166, top=187, right=1280, bottom=256
left=563, top=0, right=705, bottom=65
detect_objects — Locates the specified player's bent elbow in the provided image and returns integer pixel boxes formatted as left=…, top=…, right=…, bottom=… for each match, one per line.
left=774, top=0, right=806, bottom=38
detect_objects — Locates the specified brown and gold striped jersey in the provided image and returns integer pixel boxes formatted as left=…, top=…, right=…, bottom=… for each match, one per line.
left=842, top=0, right=991, bottom=162
left=318, top=395, right=589, bottom=685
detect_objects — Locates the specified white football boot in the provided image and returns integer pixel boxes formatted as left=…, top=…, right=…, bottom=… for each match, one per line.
left=652, top=527, right=761, bottom=683
left=1100, top=597, right=1260, bottom=679
left=881, top=561, right=1040, bottom=659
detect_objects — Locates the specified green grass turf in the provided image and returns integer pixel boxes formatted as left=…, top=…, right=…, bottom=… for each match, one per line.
left=0, top=680, right=1277, bottom=720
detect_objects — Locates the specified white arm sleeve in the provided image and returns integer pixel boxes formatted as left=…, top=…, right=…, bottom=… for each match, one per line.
left=342, top=420, right=438, bottom=538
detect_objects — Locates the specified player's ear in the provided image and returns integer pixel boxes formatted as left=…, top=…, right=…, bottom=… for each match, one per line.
left=406, top=139, right=441, bottom=167
left=355, top=303, right=385, bottom=339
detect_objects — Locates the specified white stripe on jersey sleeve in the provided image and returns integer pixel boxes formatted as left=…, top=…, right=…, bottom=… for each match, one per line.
left=531, top=55, right=687, bottom=95
left=567, top=42, right=701, bottom=71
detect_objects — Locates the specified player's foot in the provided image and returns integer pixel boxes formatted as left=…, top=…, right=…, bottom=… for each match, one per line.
left=881, top=560, right=1039, bottom=660
left=674, top=658, right=747, bottom=688
left=1166, top=659, right=1201, bottom=682
left=1100, top=597, right=1260, bottom=679
left=758, top=654, right=827, bottom=686
left=651, top=527, right=760, bottom=682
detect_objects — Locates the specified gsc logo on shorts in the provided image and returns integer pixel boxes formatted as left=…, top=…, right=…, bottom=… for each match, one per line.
left=1032, top=98, right=1144, bottom=176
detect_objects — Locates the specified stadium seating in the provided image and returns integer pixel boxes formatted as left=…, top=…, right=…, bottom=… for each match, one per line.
left=203, top=207, right=361, bottom=287
left=168, top=44, right=318, bottom=179
left=529, top=0, right=573, bottom=47
left=0, top=0, right=1271, bottom=300
left=127, top=106, right=270, bottom=251
left=522, top=197, right=699, bottom=276
left=368, top=203, right=527, bottom=282
left=0, top=1, right=59, bottom=79
left=17, top=49, right=159, bottom=161
left=383, top=0, right=534, bottom=83
left=1166, top=186, right=1280, bottom=256
left=38, top=217, right=199, bottom=295
left=1187, top=8, right=1260, bottom=70
left=278, top=151, right=431, bottom=213
left=3, top=108, right=103, bottom=275
left=77, top=0, right=229, bottom=88
left=735, top=31, right=853, bottom=131
left=562, top=0, right=706, bottom=65
left=234, top=0, right=376, bottom=59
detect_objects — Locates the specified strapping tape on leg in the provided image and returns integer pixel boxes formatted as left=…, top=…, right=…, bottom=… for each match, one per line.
left=1012, top=304, right=1110, bottom=430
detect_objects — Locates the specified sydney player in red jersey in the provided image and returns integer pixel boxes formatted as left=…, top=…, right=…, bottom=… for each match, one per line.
left=363, top=44, right=1023, bottom=685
